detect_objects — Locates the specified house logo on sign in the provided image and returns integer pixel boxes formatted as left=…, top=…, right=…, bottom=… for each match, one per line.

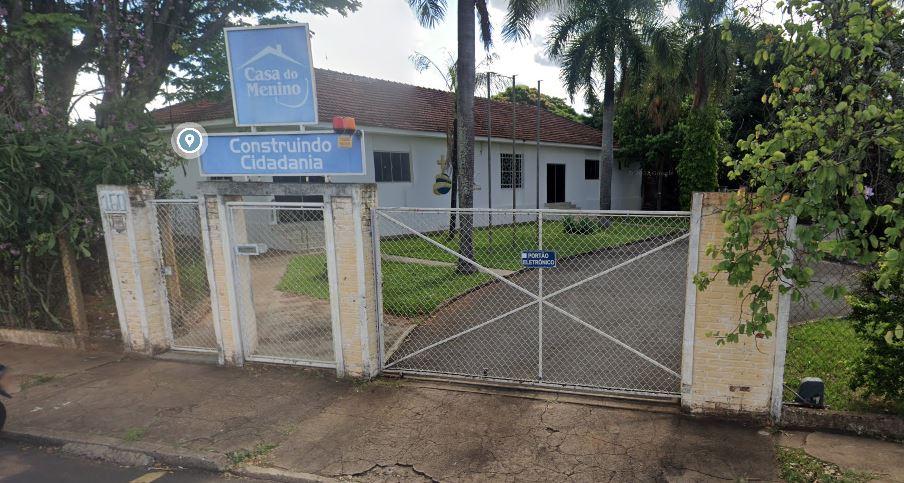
left=225, top=24, right=318, bottom=126
left=240, top=44, right=311, bottom=109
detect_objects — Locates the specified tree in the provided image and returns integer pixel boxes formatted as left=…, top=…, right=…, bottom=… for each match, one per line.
left=0, top=1, right=358, bottom=337
left=492, top=85, right=587, bottom=123
left=1, top=1, right=359, bottom=122
left=679, top=0, right=736, bottom=110
left=532, top=0, right=663, bottom=210
left=406, top=0, right=493, bottom=274
left=410, top=51, right=496, bottom=235
left=671, top=0, right=740, bottom=207
left=696, top=0, right=903, bottom=343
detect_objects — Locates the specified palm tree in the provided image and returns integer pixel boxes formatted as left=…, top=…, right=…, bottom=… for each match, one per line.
left=508, top=0, right=662, bottom=210
left=678, top=0, right=736, bottom=110
left=407, top=0, right=492, bottom=273
left=409, top=51, right=497, bottom=236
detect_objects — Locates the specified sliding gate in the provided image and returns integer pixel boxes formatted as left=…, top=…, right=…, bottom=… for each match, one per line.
left=375, top=208, right=690, bottom=397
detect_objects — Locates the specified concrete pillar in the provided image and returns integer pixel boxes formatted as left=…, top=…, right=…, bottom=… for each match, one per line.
left=681, top=192, right=785, bottom=418
left=327, top=186, right=380, bottom=377
left=201, top=195, right=244, bottom=365
left=97, top=185, right=169, bottom=354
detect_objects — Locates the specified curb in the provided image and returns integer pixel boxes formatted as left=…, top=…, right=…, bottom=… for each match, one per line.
left=233, top=465, right=339, bottom=483
left=0, top=426, right=230, bottom=472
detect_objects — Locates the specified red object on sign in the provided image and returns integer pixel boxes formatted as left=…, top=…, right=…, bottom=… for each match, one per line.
left=332, top=116, right=356, bottom=132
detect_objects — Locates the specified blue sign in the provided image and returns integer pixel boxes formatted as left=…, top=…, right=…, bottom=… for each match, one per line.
left=521, top=250, right=557, bottom=268
left=224, top=24, right=318, bottom=126
left=199, top=132, right=365, bottom=176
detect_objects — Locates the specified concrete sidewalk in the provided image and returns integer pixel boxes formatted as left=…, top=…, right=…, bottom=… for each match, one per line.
left=0, top=342, right=791, bottom=481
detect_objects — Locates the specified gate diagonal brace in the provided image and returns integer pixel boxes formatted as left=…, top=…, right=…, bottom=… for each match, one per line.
left=378, top=211, right=684, bottom=378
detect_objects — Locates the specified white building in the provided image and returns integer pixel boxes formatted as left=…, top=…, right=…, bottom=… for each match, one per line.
left=153, top=69, right=642, bottom=210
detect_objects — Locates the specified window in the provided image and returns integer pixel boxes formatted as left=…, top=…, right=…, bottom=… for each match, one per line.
left=374, top=152, right=411, bottom=182
left=500, top=153, right=523, bottom=189
left=272, top=176, right=324, bottom=223
left=585, top=159, right=600, bottom=180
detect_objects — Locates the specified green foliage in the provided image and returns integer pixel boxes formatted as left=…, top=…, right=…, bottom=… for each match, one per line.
left=847, top=268, right=904, bottom=404
left=776, top=446, right=874, bottom=483
left=562, top=215, right=598, bottom=235
left=227, top=443, right=278, bottom=466
left=697, top=0, right=904, bottom=342
left=0, top=105, right=171, bottom=328
left=676, top=107, right=723, bottom=208
left=492, top=85, right=588, bottom=124
left=123, top=427, right=147, bottom=442
left=784, top=318, right=880, bottom=412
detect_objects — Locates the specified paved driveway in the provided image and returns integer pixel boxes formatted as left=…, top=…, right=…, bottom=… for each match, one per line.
left=385, top=236, right=689, bottom=395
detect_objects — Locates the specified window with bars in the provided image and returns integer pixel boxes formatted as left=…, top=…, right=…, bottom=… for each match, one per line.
left=374, top=151, right=412, bottom=182
left=273, top=176, right=324, bottom=223
left=500, top=152, right=523, bottom=189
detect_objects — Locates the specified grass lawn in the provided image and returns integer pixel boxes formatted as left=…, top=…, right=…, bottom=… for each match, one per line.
left=275, top=254, right=491, bottom=318
left=776, top=446, right=873, bottom=483
left=380, top=218, right=686, bottom=271
left=785, top=318, right=902, bottom=414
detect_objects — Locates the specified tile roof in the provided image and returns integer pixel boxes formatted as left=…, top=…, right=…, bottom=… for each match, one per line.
left=152, top=68, right=603, bottom=148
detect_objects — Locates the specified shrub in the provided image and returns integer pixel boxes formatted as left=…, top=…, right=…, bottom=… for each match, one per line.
left=562, top=215, right=597, bottom=235
left=847, top=267, right=904, bottom=404
left=676, top=107, right=723, bottom=209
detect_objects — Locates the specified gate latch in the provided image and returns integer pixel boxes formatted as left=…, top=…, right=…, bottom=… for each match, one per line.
left=235, top=243, right=268, bottom=256
left=162, top=266, right=174, bottom=276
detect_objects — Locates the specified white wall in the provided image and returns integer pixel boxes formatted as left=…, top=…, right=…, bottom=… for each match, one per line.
left=164, top=127, right=642, bottom=211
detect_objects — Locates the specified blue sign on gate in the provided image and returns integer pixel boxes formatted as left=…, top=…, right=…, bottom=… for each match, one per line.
left=224, top=24, right=318, bottom=126
left=198, top=131, right=366, bottom=176
left=521, top=250, right=557, bottom=268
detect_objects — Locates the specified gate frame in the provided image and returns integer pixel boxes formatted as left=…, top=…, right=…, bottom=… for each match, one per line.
left=373, top=206, right=692, bottom=398
left=224, top=200, right=344, bottom=371
left=148, top=198, right=225, bottom=356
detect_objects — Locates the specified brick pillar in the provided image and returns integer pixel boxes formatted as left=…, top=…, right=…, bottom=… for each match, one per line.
left=327, top=185, right=380, bottom=377
left=97, top=185, right=169, bottom=354
left=202, top=195, right=245, bottom=365
left=681, top=192, right=784, bottom=418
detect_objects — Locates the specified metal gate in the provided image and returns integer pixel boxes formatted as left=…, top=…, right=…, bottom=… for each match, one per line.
left=226, top=202, right=341, bottom=368
left=375, top=208, right=690, bottom=397
left=151, top=199, right=220, bottom=353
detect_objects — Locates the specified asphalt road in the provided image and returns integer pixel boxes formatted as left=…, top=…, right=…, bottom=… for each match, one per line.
left=0, top=441, right=259, bottom=483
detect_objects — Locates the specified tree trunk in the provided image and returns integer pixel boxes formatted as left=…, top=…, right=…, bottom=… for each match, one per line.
left=59, top=236, right=89, bottom=348
left=599, top=60, right=616, bottom=211
left=455, top=0, right=477, bottom=274
left=692, top=38, right=710, bottom=110
left=448, top=121, right=459, bottom=237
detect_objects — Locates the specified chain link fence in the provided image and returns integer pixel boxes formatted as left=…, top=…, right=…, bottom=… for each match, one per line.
left=376, top=208, right=690, bottom=396
left=227, top=203, right=335, bottom=366
left=784, top=249, right=870, bottom=410
left=153, top=200, right=218, bottom=351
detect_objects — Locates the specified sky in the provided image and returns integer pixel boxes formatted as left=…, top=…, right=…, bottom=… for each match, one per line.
left=69, top=1, right=778, bottom=122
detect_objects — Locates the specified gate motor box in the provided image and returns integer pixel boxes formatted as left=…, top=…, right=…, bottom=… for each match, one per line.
left=795, top=377, right=825, bottom=408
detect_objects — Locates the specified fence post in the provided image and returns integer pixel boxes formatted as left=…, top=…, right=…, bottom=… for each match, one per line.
left=202, top=194, right=245, bottom=365
left=97, top=185, right=169, bottom=354
left=329, top=185, right=380, bottom=377
left=681, top=192, right=784, bottom=418
left=680, top=193, right=703, bottom=408
left=58, top=235, right=89, bottom=348
left=770, top=215, right=798, bottom=422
